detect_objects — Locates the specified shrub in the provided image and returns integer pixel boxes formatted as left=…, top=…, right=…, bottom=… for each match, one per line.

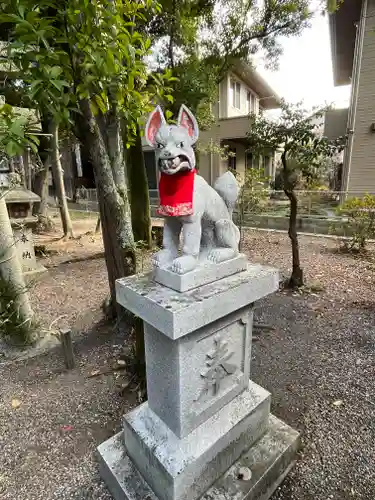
left=336, top=194, right=375, bottom=252
left=235, top=168, right=270, bottom=249
left=0, top=275, right=37, bottom=345
left=271, top=166, right=284, bottom=191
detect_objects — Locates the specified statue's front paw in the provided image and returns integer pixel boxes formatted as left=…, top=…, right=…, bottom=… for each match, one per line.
left=171, top=255, right=197, bottom=274
left=207, top=248, right=236, bottom=264
left=152, top=249, right=175, bottom=268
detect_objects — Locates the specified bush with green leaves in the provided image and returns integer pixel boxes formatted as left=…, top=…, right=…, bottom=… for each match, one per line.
left=234, top=167, right=270, bottom=250
left=336, top=194, right=375, bottom=252
left=0, top=104, right=39, bottom=157
left=0, top=272, right=37, bottom=345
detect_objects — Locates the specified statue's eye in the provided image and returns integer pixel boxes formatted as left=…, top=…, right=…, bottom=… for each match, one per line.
left=156, top=143, right=164, bottom=149
left=177, top=142, right=184, bottom=148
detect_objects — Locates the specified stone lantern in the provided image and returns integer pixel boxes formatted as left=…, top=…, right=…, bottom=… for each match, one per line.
left=4, top=187, right=46, bottom=281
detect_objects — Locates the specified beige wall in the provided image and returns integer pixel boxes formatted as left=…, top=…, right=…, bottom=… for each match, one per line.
left=324, top=108, right=349, bottom=140
left=219, top=72, right=260, bottom=119
left=218, top=116, right=252, bottom=139
left=347, top=0, right=375, bottom=194
left=219, top=75, right=229, bottom=118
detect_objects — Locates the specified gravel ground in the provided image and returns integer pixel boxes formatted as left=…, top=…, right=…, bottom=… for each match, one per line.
left=0, top=324, right=135, bottom=500
left=0, top=225, right=374, bottom=499
left=253, top=293, right=375, bottom=500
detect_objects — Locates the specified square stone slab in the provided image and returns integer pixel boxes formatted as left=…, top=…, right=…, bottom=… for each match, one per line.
left=98, top=415, right=300, bottom=500
left=116, top=264, right=279, bottom=340
left=154, top=254, right=248, bottom=292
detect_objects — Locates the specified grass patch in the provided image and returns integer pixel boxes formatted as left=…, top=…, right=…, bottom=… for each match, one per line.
left=69, top=210, right=98, bottom=220
left=49, top=209, right=98, bottom=220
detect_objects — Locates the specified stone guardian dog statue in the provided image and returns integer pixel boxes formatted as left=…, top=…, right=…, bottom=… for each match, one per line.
left=145, top=104, right=240, bottom=275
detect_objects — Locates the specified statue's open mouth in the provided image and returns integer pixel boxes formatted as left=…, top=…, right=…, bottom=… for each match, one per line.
left=159, top=155, right=191, bottom=174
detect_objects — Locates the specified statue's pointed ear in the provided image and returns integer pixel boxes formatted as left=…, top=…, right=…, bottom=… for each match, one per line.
left=145, top=105, right=166, bottom=147
left=177, top=105, right=199, bottom=144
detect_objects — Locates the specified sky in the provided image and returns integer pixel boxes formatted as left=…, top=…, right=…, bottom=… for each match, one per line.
left=257, top=10, right=351, bottom=110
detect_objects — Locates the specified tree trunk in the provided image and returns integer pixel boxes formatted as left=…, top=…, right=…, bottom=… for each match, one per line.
left=284, top=188, right=303, bottom=287
left=281, top=150, right=303, bottom=288
left=50, top=121, right=74, bottom=238
left=127, top=126, right=152, bottom=248
left=79, top=101, right=145, bottom=372
left=8, top=157, right=15, bottom=173
left=33, top=163, right=50, bottom=219
left=33, top=113, right=51, bottom=219
left=79, top=99, right=136, bottom=316
left=24, top=149, right=32, bottom=190
left=0, top=195, right=33, bottom=322
left=95, top=216, right=101, bottom=233
left=17, top=154, right=27, bottom=188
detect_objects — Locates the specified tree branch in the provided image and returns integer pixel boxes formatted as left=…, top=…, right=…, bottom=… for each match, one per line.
left=168, top=0, right=177, bottom=70
left=216, top=19, right=296, bottom=82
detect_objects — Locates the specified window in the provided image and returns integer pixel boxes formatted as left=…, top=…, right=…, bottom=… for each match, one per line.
left=144, top=151, right=157, bottom=190
left=264, top=155, right=271, bottom=176
left=246, top=152, right=253, bottom=169
left=230, top=79, right=241, bottom=109
left=246, top=92, right=251, bottom=114
left=253, top=97, right=258, bottom=113
left=252, top=155, right=260, bottom=170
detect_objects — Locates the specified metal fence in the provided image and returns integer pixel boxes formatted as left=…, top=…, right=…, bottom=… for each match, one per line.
left=239, top=190, right=375, bottom=218
left=69, top=187, right=375, bottom=219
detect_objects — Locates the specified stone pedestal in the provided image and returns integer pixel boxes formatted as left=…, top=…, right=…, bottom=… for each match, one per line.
left=98, top=262, right=299, bottom=500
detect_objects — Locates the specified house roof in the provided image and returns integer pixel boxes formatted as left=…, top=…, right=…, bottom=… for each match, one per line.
left=329, top=0, right=362, bottom=86
left=232, top=60, right=281, bottom=109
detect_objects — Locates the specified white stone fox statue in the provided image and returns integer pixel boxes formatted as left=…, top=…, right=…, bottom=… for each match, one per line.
left=145, top=104, right=240, bottom=275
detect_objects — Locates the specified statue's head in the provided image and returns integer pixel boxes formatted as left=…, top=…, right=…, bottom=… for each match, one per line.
left=145, top=105, right=199, bottom=175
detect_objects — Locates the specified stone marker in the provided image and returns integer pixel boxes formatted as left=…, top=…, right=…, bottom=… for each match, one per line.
left=97, top=105, right=299, bottom=500
left=4, top=187, right=47, bottom=281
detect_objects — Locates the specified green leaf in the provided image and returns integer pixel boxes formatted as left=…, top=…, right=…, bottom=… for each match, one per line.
left=0, top=13, right=23, bottom=23
left=50, top=66, right=62, bottom=78
left=18, top=5, right=26, bottom=18
left=5, top=140, right=20, bottom=157
left=9, top=119, right=24, bottom=137
left=50, top=79, right=69, bottom=92
left=0, top=104, right=13, bottom=116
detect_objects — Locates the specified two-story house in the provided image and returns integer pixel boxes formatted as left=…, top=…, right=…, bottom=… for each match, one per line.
left=143, top=61, right=281, bottom=198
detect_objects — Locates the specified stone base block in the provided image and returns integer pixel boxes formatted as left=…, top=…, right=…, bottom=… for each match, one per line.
left=154, top=254, right=248, bottom=292
left=98, top=415, right=300, bottom=500
left=119, top=382, right=270, bottom=500
left=23, top=264, right=47, bottom=283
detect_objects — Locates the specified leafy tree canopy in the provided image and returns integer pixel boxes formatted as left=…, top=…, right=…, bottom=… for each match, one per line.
left=0, top=103, right=39, bottom=156
left=246, top=100, right=345, bottom=189
left=0, top=0, right=173, bottom=140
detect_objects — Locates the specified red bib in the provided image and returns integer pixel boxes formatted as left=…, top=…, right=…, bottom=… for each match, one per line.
left=157, top=169, right=196, bottom=217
